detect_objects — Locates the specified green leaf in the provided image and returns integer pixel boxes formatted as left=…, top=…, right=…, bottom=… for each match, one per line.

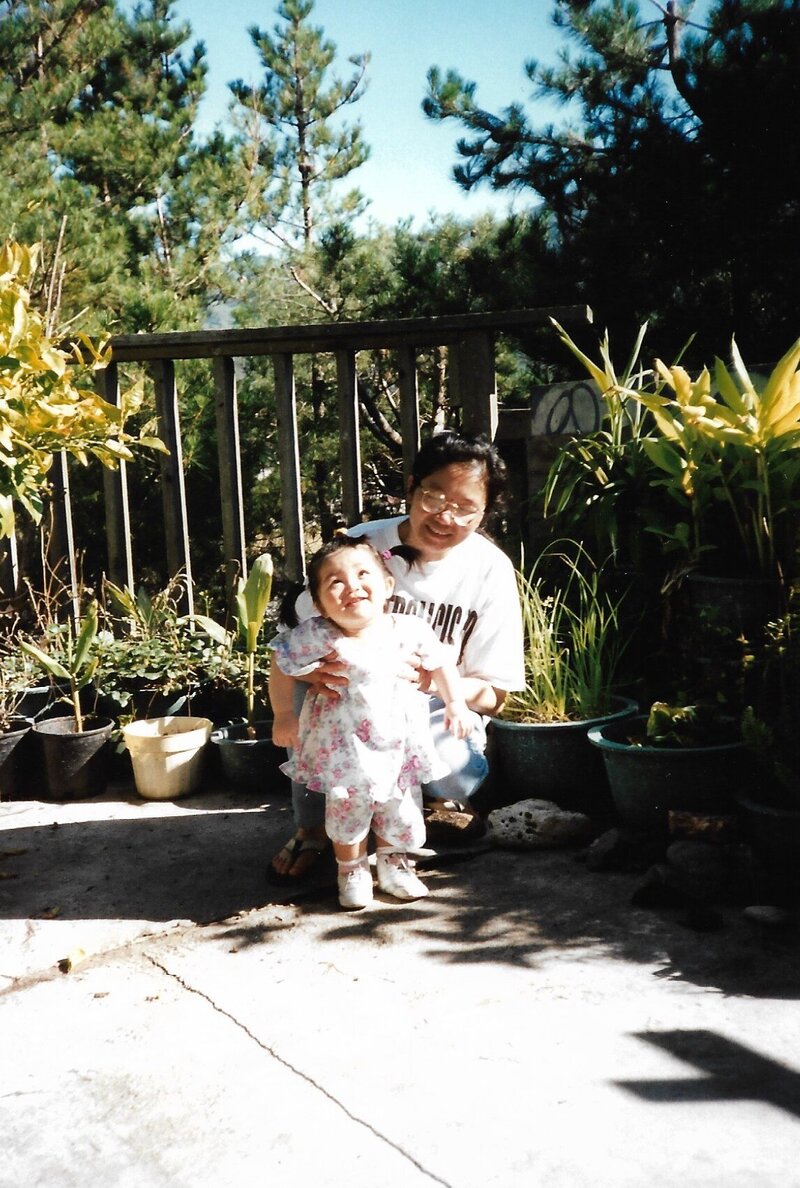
left=19, top=641, right=70, bottom=683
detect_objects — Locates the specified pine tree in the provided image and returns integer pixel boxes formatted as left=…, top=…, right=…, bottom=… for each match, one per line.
left=229, top=0, right=370, bottom=251
left=424, top=0, right=800, bottom=359
left=0, top=0, right=250, bottom=332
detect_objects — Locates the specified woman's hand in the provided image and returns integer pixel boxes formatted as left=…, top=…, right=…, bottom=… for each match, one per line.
left=303, top=650, right=350, bottom=699
left=272, top=710, right=301, bottom=749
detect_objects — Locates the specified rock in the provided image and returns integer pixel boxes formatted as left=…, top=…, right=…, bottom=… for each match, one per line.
left=678, top=904, right=724, bottom=932
left=630, top=863, right=694, bottom=909
left=585, top=828, right=627, bottom=871
left=668, top=811, right=738, bottom=841
left=665, top=840, right=731, bottom=899
left=743, top=905, right=794, bottom=928
left=486, top=799, right=592, bottom=850
left=585, top=827, right=665, bottom=873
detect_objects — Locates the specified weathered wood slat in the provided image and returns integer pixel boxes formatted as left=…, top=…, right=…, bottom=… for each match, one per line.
left=108, top=306, right=593, bottom=362
left=213, top=357, right=247, bottom=591
left=397, top=344, right=420, bottom=493
left=47, top=453, right=80, bottom=624
left=273, top=354, right=306, bottom=583
left=451, top=331, right=498, bottom=440
left=151, top=359, right=194, bottom=616
left=336, top=349, right=362, bottom=527
left=98, top=362, right=134, bottom=591
left=0, top=534, right=19, bottom=600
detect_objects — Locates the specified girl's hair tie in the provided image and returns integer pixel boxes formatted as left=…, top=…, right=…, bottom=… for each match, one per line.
left=380, top=549, right=392, bottom=560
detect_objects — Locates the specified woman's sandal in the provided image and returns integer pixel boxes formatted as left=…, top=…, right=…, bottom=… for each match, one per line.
left=265, top=832, right=330, bottom=886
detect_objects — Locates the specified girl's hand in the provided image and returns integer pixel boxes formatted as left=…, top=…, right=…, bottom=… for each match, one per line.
left=303, top=650, right=350, bottom=699
left=398, top=650, right=434, bottom=692
left=272, top=710, right=301, bottom=749
left=444, top=700, right=473, bottom=740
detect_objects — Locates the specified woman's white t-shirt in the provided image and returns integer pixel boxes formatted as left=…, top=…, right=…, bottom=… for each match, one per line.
left=295, top=517, right=525, bottom=693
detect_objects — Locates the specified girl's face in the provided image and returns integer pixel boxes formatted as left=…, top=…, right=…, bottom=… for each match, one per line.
left=404, top=461, right=488, bottom=561
left=313, top=547, right=394, bottom=634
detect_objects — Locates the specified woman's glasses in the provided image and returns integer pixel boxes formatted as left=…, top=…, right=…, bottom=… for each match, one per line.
left=418, top=486, right=484, bottom=526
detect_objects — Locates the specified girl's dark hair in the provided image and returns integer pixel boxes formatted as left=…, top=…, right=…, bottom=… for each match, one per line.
left=279, top=535, right=418, bottom=627
left=409, top=430, right=509, bottom=520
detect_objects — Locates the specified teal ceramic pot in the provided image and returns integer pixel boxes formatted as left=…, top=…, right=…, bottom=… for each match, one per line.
left=589, top=715, right=748, bottom=837
left=490, top=697, right=638, bottom=817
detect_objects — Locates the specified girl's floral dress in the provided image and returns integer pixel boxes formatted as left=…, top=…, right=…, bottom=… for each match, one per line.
left=269, top=614, right=452, bottom=803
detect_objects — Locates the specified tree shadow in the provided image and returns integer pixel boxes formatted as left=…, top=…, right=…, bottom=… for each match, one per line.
left=2, top=801, right=799, bottom=999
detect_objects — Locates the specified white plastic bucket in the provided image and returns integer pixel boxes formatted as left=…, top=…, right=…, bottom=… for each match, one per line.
left=122, top=716, right=213, bottom=800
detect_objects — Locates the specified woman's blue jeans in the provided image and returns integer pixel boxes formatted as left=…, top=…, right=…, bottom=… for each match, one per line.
left=292, top=695, right=489, bottom=830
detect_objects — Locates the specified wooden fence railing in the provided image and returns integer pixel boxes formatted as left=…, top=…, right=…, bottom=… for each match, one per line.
left=1, top=305, right=594, bottom=614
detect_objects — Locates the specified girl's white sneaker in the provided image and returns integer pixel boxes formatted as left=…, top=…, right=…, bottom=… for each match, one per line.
left=337, top=862, right=373, bottom=909
left=376, top=852, right=429, bottom=900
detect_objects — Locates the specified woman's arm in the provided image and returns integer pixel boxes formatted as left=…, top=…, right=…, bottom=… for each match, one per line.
left=268, top=664, right=301, bottom=748
left=449, top=675, right=507, bottom=717
left=415, top=659, right=507, bottom=717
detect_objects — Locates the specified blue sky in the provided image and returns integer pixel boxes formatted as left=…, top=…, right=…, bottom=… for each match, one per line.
left=167, top=0, right=566, bottom=228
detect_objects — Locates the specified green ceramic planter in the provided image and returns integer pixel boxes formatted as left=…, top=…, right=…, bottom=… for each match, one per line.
left=490, top=697, right=638, bottom=816
left=589, top=715, right=748, bottom=836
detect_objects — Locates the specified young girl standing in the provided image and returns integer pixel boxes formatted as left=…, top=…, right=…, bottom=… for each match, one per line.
left=268, top=536, right=472, bottom=910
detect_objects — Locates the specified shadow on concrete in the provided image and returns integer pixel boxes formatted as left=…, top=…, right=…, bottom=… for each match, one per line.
left=616, top=1029, right=800, bottom=1119
left=0, top=789, right=295, bottom=927
left=2, top=796, right=799, bottom=999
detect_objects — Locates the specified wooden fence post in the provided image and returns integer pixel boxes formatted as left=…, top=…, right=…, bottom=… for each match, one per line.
left=99, top=362, right=134, bottom=591
left=450, top=331, right=498, bottom=440
left=213, top=356, right=247, bottom=595
left=273, top=353, right=306, bottom=583
left=336, top=349, right=363, bottom=526
left=151, top=359, right=193, bottom=616
left=397, top=345, right=420, bottom=494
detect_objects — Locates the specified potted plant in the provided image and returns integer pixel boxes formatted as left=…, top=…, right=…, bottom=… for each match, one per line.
left=490, top=541, right=637, bottom=817
left=733, top=599, right=800, bottom=899
left=0, top=658, right=33, bottom=800
left=588, top=700, right=749, bottom=839
left=20, top=601, right=115, bottom=799
left=96, top=575, right=227, bottom=719
left=94, top=577, right=222, bottom=800
left=208, top=553, right=287, bottom=791
left=551, top=319, right=800, bottom=635
left=0, top=238, right=164, bottom=542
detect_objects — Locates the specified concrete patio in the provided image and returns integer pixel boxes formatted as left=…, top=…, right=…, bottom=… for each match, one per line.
left=1, top=776, right=799, bottom=1187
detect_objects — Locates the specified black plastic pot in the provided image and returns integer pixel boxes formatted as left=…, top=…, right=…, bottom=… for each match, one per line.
left=0, top=717, right=34, bottom=800
left=33, top=715, right=114, bottom=801
left=210, top=720, right=288, bottom=794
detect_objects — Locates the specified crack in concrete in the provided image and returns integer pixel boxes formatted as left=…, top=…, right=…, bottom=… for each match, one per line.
left=145, top=951, right=454, bottom=1187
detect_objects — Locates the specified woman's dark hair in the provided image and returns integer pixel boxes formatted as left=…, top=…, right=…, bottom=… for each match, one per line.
left=279, top=535, right=418, bottom=627
left=409, top=430, right=509, bottom=520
